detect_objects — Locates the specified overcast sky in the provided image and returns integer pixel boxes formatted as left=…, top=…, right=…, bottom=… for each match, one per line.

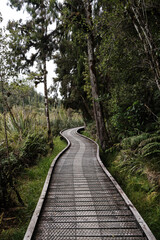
left=0, top=0, right=61, bottom=95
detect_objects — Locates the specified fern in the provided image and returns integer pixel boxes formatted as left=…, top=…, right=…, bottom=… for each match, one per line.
left=141, top=142, right=160, bottom=157
left=139, top=136, right=160, bottom=148
left=114, top=150, right=144, bottom=176
left=105, top=143, right=121, bottom=153
left=155, top=129, right=160, bottom=135
left=144, top=150, right=160, bottom=157
left=121, top=133, right=150, bottom=150
left=0, top=141, right=7, bottom=158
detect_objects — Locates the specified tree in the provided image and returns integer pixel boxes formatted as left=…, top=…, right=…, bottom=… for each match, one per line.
left=82, top=0, right=110, bottom=150
left=0, top=22, right=25, bottom=207
left=0, top=27, right=17, bottom=157
left=58, top=0, right=109, bottom=149
left=53, top=35, right=93, bottom=121
left=127, top=0, right=160, bottom=91
left=7, top=0, right=59, bottom=145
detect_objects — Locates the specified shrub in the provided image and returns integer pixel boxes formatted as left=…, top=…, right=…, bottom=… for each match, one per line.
left=20, top=132, right=48, bottom=166
left=0, top=154, right=23, bottom=208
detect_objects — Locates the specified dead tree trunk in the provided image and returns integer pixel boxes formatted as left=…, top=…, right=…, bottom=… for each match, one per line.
left=83, top=0, right=109, bottom=150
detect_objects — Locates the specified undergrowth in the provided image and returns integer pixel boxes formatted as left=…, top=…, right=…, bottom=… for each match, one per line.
left=81, top=122, right=97, bottom=141
left=0, top=136, right=67, bottom=240
left=51, top=107, right=84, bottom=136
left=103, top=131, right=160, bottom=239
left=0, top=106, right=83, bottom=208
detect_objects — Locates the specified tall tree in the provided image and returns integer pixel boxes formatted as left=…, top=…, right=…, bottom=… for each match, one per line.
left=59, top=0, right=109, bottom=149
left=53, top=36, right=93, bottom=121
left=8, top=0, right=58, bottom=145
left=82, top=0, right=109, bottom=150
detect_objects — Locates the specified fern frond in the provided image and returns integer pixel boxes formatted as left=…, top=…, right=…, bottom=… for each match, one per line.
left=139, top=136, right=160, bottom=148
left=141, top=142, right=160, bottom=157
left=121, top=133, right=150, bottom=149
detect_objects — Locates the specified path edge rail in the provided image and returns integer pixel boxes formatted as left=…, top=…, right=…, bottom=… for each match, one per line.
left=76, top=127, right=156, bottom=240
left=23, top=130, right=71, bottom=240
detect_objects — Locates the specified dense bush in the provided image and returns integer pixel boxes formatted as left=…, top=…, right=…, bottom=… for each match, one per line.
left=0, top=106, right=83, bottom=209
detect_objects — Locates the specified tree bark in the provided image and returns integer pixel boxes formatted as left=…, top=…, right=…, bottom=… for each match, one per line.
left=43, top=58, right=52, bottom=144
left=0, top=77, right=9, bottom=158
left=80, top=95, right=93, bottom=121
left=42, top=0, right=53, bottom=148
left=83, top=0, right=109, bottom=150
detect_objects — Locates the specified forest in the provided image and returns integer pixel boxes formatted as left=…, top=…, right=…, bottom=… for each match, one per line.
left=0, top=0, right=160, bottom=239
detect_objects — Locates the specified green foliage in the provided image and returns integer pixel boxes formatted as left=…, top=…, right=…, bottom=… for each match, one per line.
left=0, top=105, right=83, bottom=209
left=54, top=0, right=160, bottom=146
left=7, top=0, right=58, bottom=69
left=54, top=37, right=91, bottom=120
left=139, top=135, right=160, bottom=147
left=121, top=133, right=150, bottom=150
left=1, top=0, right=160, bottom=237
left=0, top=106, right=49, bottom=208
left=102, top=149, right=160, bottom=239
left=0, top=154, right=22, bottom=208
left=0, top=81, right=44, bottom=114
left=0, top=136, right=67, bottom=240
left=0, top=141, right=8, bottom=159
left=20, top=132, right=48, bottom=165
left=141, top=142, right=160, bottom=157
left=51, top=107, right=84, bottom=136
left=120, top=131, right=160, bottom=169
left=53, top=0, right=93, bottom=121
left=81, top=122, right=97, bottom=141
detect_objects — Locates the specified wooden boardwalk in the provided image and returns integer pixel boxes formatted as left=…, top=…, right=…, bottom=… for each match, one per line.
left=24, top=127, right=156, bottom=240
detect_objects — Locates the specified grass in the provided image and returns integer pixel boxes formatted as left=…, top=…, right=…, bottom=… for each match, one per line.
left=0, top=136, right=67, bottom=240
left=102, top=150, right=160, bottom=240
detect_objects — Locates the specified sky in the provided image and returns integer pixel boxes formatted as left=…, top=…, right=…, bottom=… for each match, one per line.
left=0, top=0, right=62, bottom=95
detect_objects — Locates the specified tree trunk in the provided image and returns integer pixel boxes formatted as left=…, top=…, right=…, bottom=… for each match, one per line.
left=43, top=58, right=53, bottom=147
left=128, top=1, right=160, bottom=90
left=83, top=0, right=109, bottom=150
left=1, top=77, right=9, bottom=208
left=42, top=1, right=53, bottom=148
left=80, top=95, right=93, bottom=121
left=3, top=111, right=9, bottom=158
left=0, top=77, right=9, bottom=158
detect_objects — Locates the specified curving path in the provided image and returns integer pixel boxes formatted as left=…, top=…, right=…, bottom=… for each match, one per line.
left=24, top=127, right=156, bottom=240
